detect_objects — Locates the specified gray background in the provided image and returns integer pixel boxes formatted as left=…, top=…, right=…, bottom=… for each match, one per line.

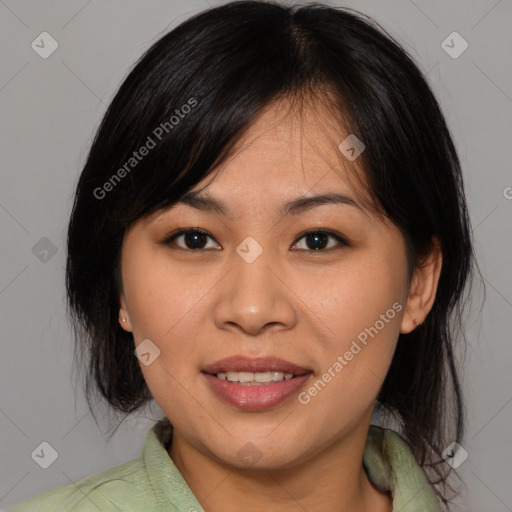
left=1, top=0, right=511, bottom=510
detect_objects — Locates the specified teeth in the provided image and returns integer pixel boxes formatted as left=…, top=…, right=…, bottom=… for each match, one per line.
left=216, top=371, right=295, bottom=384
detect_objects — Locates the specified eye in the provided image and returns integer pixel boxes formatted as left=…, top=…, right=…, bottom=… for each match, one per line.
left=291, top=230, right=349, bottom=252
left=161, top=228, right=349, bottom=252
left=162, top=228, right=221, bottom=250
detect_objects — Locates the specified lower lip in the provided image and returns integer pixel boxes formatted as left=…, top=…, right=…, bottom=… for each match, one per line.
left=202, top=372, right=312, bottom=411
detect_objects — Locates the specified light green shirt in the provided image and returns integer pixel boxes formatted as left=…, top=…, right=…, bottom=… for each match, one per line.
left=9, top=418, right=442, bottom=511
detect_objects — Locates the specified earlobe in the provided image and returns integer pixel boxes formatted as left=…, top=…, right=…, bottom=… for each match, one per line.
left=119, top=309, right=133, bottom=332
left=119, top=295, right=133, bottom=332
left=400, top=237, right=442, bottom=334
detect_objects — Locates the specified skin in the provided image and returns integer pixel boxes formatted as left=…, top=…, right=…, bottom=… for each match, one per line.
left=118, top=98, right=442, bottom=512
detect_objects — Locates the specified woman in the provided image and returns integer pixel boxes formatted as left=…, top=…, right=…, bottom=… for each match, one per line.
left=10, top=1, right=475, bottom=510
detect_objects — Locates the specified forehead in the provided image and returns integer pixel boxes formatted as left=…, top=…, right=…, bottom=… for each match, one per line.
left=193, top=97, right=368, bottom=202
left=145, top=96, right=378, bottom=228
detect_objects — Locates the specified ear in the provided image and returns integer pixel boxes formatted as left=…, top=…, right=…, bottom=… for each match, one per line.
left=119, top=294, right=133, bottom=332
left=400, top=236, right=443, bottom=334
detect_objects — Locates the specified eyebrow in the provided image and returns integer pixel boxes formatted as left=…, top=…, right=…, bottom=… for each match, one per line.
left=174, top=190, right=363, bottom=219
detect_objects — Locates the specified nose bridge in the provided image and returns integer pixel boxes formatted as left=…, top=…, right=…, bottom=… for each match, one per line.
left=213, top=236, right=297, bottom=335
left=233, top=236, right=278, bottom=306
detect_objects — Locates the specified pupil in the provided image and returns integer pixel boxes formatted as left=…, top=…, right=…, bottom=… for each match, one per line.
left=186, top=233, right=206, bottom=249
left=307, top=233, right=327, bottom=250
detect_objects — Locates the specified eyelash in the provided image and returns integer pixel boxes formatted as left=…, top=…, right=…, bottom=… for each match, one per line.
left=160, top=228, right=349, bottom=252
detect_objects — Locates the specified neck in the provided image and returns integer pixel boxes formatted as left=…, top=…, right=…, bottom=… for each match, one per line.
left=168, top=414, right=392, bottom=512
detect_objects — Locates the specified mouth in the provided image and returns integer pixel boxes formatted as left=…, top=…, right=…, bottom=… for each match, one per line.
left=201, top=356, right=313, bottom=410
left=212, top=370, right=298, bottom=385
left=202, top=355, right=311, bottom=384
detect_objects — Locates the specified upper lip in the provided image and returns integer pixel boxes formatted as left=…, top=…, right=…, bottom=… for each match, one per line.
left=202, top=356, right=312, bottom=376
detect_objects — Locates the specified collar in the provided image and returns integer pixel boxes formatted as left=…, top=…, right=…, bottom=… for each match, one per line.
left=143, top=416, right=442, bottom=511
left=362, top=425, right=442, bottom=511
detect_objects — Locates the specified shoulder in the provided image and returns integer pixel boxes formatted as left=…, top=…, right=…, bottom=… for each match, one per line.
left=8, top=457, right=149, bottom=512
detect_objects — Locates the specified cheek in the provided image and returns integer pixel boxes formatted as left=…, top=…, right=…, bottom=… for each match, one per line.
left=122, top=247, right=205, bottom=342
left=121, top=249, right=209, bottom=409
left=120, top=249, right=218, bottom=406
left=298, top=247, right=407, bottom=406
left=301, top=247, right=407, bottom=345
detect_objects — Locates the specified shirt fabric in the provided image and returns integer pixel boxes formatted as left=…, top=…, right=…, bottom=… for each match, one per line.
left=10, top=417, right=442, bottom=511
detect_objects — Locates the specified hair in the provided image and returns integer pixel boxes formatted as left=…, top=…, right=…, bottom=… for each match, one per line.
left=66, top=1, right=477, bottom=507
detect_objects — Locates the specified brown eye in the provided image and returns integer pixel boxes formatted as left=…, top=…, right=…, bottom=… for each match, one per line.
left=162, top=229, right=221, bottom=250
left=292, top=230, right=349, bottom=251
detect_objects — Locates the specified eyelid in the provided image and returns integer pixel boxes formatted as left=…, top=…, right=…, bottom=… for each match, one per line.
left=160, top=228, right=350, bottom=251
left=159, top=227, right=220, bottom=249
left=291, top=229, right=349, bottom=251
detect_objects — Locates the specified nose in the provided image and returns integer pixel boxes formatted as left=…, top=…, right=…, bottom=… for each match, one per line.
left=213, top=245, right=298, bottom=336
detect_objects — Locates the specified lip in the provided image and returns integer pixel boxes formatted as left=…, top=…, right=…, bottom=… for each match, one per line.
left=201, top=356, right=313, bottom=411
left=202, top=373, right=312, bottom=411
left=202, top=356, right=311, bottom=376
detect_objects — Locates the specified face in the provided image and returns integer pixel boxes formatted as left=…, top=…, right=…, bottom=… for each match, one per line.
left=119, top=99, right=421, bottom=470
